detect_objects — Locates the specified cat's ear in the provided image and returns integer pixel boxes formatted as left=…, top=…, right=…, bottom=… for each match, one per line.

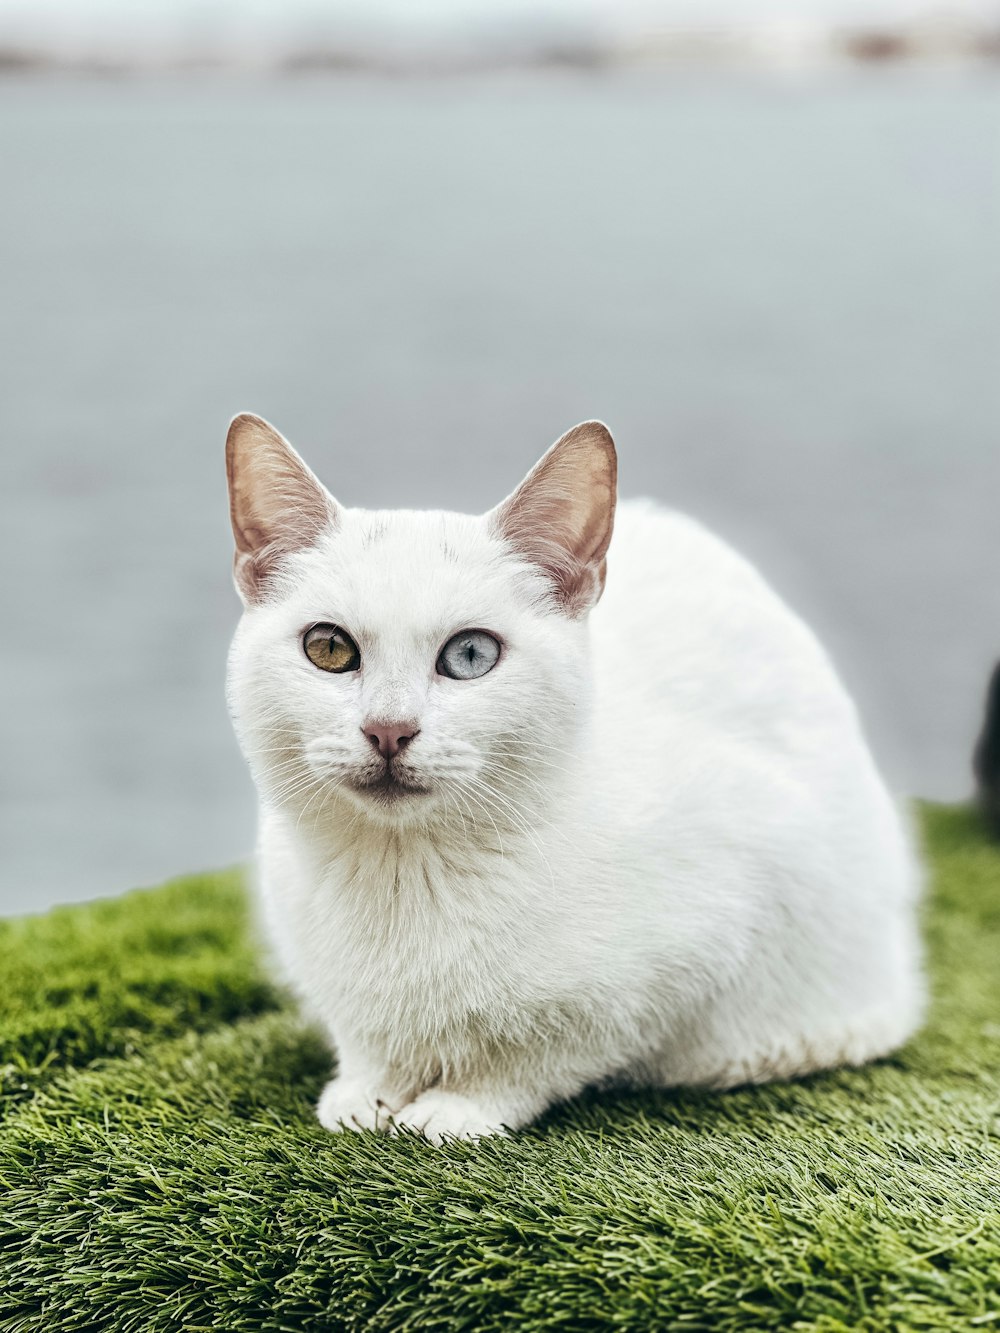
left=489, top=421, right=617, bottom=617
left=226, top=413, right=339, bottom=606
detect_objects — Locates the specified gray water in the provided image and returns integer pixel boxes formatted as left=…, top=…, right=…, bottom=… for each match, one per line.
left=1, top=71, right=998, bottom=916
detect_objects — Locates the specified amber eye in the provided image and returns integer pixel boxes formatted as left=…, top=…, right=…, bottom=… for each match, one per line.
left=303, top=624, right=361, bottom=673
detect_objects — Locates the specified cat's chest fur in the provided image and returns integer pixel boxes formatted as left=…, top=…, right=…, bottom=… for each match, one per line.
left=257, top=817, right=619, bottom=1068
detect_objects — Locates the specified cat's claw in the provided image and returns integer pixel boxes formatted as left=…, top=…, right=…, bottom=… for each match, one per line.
left=316, top=1076, right=389, bottom=1134
left=389, top=1089, right=510, bottom=1143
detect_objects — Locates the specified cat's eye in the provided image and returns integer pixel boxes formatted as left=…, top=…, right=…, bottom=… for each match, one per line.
left=437, top=630, right=502, bottom=681
left=303, top=624, right=361, bottom=673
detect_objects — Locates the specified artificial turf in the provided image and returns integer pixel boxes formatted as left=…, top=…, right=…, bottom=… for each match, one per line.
left=1, top=806, right=998, bottom=1332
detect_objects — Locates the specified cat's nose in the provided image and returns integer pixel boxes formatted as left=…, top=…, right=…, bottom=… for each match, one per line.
left=363, top=721, right=419, bottom=759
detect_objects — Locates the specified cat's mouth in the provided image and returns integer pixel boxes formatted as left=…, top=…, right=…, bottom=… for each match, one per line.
left=349, top=768, right=430, bottom=803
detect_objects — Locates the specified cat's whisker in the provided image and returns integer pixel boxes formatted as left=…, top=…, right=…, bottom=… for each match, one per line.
left=475, top=758, right=567, bottom=810
left=469, top=764, right=566, bottom=833
left=461, top=788, right=555, bottom=890
left=468, top=771, right=560, bottom=838
left=491, top=745, right=582, bottom=781
left=442, top=784, right=476, bottom=842
left=267, top=763, right=352, bottom=811
left=438, top=788, right=468, bottom=842
left=274, top=777, right=325, bottom=810
left=461, top=777, right=547, bottom=844
left=454, top=773, right=554, bottom=874
left=309, top=773, right=348, bottom=841
left=264, top=765, right=318, bottom=797
left=450, top=777, right=505, bottom=856
left=243, top=741, right=299, bottom=758
left=260, top=761, right=318, bottom=787
left=294, top=775, right=341, bottom=835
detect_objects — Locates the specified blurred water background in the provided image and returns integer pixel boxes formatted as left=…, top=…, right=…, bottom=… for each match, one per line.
left=1, top=61, right=998, bottom=914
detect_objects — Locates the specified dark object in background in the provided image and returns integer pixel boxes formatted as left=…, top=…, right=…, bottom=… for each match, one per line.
left=973, top=661, right=1000, bottom=834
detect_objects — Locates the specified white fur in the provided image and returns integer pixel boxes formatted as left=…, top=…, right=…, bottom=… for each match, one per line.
left=227, top=471, right=923, bottom=1142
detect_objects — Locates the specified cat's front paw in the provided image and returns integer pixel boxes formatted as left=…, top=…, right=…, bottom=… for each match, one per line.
left=316, top=1076, right=393, bottom=1134
left=390, top=1089, right=510, bottom=1143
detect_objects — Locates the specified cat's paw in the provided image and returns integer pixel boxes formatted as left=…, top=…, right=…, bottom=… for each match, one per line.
left=389, top=1089, right=510, bottom=1143
left=316, top=1076, right=392, bottom=1134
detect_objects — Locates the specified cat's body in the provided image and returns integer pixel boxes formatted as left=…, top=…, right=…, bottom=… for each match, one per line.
left=226, top=416, right=923, bottom=1140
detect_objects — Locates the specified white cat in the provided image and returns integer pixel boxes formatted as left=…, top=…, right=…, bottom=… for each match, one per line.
left=225, top=413, right=923, bottom=1142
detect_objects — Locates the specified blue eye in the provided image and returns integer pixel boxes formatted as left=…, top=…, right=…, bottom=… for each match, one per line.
left=437, top=631, right=501, bottom=681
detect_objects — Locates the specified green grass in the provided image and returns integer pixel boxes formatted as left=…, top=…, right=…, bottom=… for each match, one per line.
left=1, top=806, right=998, bottom=1332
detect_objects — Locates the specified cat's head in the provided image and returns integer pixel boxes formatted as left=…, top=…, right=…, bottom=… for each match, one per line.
left=225, top=414, right=616, bottom=833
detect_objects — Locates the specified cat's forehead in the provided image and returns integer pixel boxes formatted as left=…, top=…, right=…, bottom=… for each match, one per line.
left=290, top=506, right=535, bottom=633
left=336, top=506, right=495, bottom=572
left=346, top=507, right=482, bottom=559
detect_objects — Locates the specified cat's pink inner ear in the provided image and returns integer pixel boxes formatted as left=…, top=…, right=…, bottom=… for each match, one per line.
left=490, top=420, right=617, bottom=617
left=226, top=413, right=338, bottom=605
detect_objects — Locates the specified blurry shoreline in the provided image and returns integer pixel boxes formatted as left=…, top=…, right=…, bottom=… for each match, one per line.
left=3, top=67, right=996, bottom=911
left=3, top=19, right=1000, bottom=81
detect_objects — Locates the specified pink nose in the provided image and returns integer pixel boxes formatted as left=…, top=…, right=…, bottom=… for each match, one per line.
left=363, top=721, right=419, bottom=759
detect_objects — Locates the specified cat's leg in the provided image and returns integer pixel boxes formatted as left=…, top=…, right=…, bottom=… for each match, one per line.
left=316, top=1038, right=408, bottom=1134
